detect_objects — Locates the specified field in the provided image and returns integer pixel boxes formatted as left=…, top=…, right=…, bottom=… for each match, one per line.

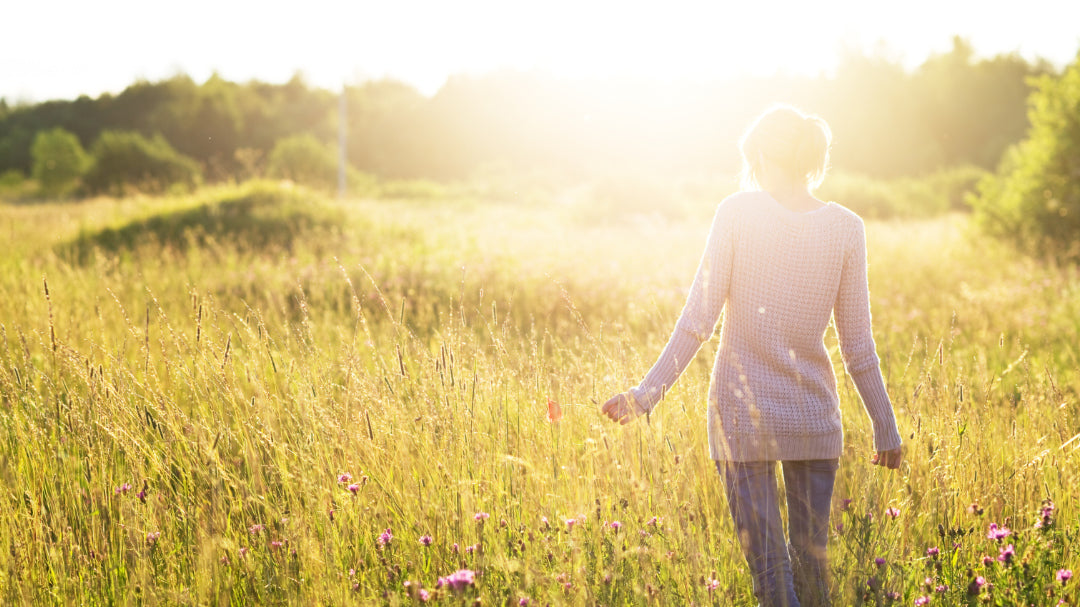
left=0, top=181, right=1077, bottom=605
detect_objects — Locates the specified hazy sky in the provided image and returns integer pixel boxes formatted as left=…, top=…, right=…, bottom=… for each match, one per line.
left=5, top=0, right=1079, bottom=102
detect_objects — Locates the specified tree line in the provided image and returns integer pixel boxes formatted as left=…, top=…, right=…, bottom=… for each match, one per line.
left=0, top=37, right=1060, bottom=189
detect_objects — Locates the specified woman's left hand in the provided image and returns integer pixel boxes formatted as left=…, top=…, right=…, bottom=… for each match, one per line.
left=600, top=392, right=645, bottom=425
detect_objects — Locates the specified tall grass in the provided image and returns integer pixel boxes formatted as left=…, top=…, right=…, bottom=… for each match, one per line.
left=0, top=183, right=1076, bottom=605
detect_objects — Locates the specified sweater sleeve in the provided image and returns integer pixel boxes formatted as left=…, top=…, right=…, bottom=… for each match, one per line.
left=630, top=203, right=734, bottom=412
left=834, top=218, right=903, bottom=452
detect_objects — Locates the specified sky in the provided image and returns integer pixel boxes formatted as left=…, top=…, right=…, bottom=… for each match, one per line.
left=4, top=0, right=1080, bottom=103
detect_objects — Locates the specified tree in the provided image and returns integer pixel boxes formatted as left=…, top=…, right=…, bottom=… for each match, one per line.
left=971, top=52, right=1080, bottom=258
left=266, top=134, right=338, bottom=189
left=31, top=127, right=88, bottom=196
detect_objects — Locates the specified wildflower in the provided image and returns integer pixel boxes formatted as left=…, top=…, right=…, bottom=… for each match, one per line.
left=885, top=591, right=900, bottom=600
left=146, top=531, right=161, bottom=545
left=835, top=523, right=844, bottom=533
left=1057, top=569, right=1073, bottom=585
left=465, top=544, right=477, bottom=555
left=347, top=483, right=360, bottom=495
left=981, top=555, right=994, bottom=566
left=967, top=502, right=984, bottom=515
left=540, top=516, right=549, bottom=529
left=875, top=557, right=886, bottom=567
left=419, top=534, right=433, bottom=547
left=647, top=516, right=662, bottom=527
left=1036, top=501, right=1056, bottom=529
left=546, top=397, right=562, bottom=422
left=610, top=521, right=622, bottom=532
left=986, top=522, right=1011, bottom=540
left=997, top=544, right=1015, bottom=564
left=866, top=576, right=880, bottom=591
left=566, top=518, right=577, bottom=530
left=270, top=540, right=283, bottom=550
left=452, top=542, right=459, bottom=553
left=707, top=578, right=721, bottom=591
left=841, top=498, right=853, bottom=511
left=935, top=584, right=948, bottom=593
left=418, top=589, right=431, bottom=602
left=885, top=507, right=900, bottom=519
left=437, top=569, right=476, bottom=592
left=136, top=486, right=147, bottom=503
left=474, top=511, right=489, bottom=522
left=967, top=575, right=988, bottom=595
left=115, top=482, right=132, bottom=495
left=249, top=524, right=264, bottom=535
left=518, top=598, right=530, bottom=606
left=349, top=568, right=356, bottom=576
left=338, top=473, right=352, bottom=483
left=914, top=596, right=930, bottom=606
left=378, top=528, right=393, bottom=547
left=926, top=547, right=939, bottom=558
left=239, top=547, right=248, bottom=557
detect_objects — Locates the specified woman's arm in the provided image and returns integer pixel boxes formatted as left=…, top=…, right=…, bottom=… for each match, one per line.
left=610, top=203, right=735, bottom=420
left=834, top=217, right=903, bottom=453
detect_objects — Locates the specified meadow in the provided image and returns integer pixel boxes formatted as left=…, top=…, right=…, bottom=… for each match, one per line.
left=0, top=181, right=1077, bottom=605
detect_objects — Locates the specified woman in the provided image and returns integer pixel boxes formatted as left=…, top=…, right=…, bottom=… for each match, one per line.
left=600, top=105, right=903, bottom=607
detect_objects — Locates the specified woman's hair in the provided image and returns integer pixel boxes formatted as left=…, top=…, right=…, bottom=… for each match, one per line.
left=738, top=104, right=832, bottom=191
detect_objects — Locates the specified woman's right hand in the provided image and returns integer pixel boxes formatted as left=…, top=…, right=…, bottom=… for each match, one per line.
left=600, top=392, right=644, bottom=425
left=871, top=447, right=903, bottom=470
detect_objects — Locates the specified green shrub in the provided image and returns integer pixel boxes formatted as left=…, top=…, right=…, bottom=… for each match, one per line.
left=84, top=130, right=202, bottom=195
left=970, top=53, right=1080, bottom=259
left=266, top=134, right=338, bottom=189
left=818, top=166, right=987, bottom=219
left=31, top=128, right=88, bottom=197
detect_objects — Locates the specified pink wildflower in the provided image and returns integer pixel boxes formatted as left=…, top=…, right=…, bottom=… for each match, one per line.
left=986, top=522, right=1011, bottom=540
left=875, top=557, right=886, bottom=567
left=419, top=534, right=433, bottom=547
left=840, top=498, right=853, bottom=511
left=347, top=483, right=360, bottom=494
left=997, top=543, right=1015, bottom=564
left=146, top=531, right=161, bottom=545
left=377, top=528, right=393, bottom=547
left=249, top=524, right=264, bottom=535
left=270, top=540, right=283, bottom=550
left=338, top=473, right=352, bottom=483
left=914, top=596, right=930, bottom=606
left=981, top=555, right=994, bottom=566
left=609, top=521, right=622, bottom=532
left=437, top=569, right=476, bottom=592
left=115, top=482, right=132, bottom=495
left=418, top=589, right=431, bottom=602
left=1057, top=569, right=1073, bottom=585
left=707, top=578, right=721, bottom=592
left=926, top=547, right=940, bottom=558
left=474, top=511, right=489, bottom=522
left=566, top=518, right=577, bottom=530
left=518, top=598, right=530, bottom=606
left=885, top=507, right=900, bottom=519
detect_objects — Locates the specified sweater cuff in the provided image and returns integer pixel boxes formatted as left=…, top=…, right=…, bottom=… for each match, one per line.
left=850, top=367, right=903, bottom=452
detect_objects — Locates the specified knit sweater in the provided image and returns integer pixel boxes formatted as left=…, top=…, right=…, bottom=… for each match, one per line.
left=629, top=191, right=903, bottom=461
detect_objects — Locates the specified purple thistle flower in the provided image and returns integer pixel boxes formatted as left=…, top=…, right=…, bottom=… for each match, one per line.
left=1057, top=569, right=1073, bottom=585
left=115, top=482, right=132, bottom=495
left=609, top=521, right=622, bottom=532
left=840, top=498, right=853, bottom=511
left=474, top=511, right=489, bottom=522
left=707, top=578, right=721, bottom=591
left=338, top=473, right=352, bottom=483
left=981, top=554, right=994, bottom=566
left=885, top=507, right=900, bottom=519
left=136, top=488, right=147, bottom=503
left=249, top=524, right=264, bottom=535
left=377, top=528, right=393, bottom=547
left=419, top=534, right=433, bottom=547
left=647, top=516, right=662, bottom=527
left=875, top=557, right=886, bottom=567
left=270, top=540, right=283, bottom=550
left=986, top=522, right=1011, bottom=540
left=146, top=531, right=161, bottom=545
left=914, top=596, right=930, bottom=606
left=346, top=483, right=360, bottom=495
left=885, top=591, right=900, bottom=600
left=518, top=598, right=530, bottom=606
left=437, top=569, right=476, bottom=592
left=566, top=518, right=577, bottom=530
left=997, top=544, right=1015, bottom=564
left=418, top=588, right=431, bottom=602
left=926, top=547, right=940, bottom=558
left=935, top=584, right=948, bottom=593
left=451, top=542, right=459, bottom=553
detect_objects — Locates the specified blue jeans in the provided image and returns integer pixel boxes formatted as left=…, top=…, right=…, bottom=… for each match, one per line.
left=718, top=459, right=839, bottom=607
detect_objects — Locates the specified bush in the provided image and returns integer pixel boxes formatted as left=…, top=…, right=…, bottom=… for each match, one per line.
left=970, top=52, right=1080, bottom=258
left=84, top=130, right=202, bottom=195
left=31, top=128, right=88, bottom=196
left=266, top=134, right=338, bottom=189
left=818, top=166, right=987, bottom=219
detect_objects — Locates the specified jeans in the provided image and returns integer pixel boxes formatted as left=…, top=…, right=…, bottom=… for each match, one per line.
left=718, top=459, right=839, bottom=607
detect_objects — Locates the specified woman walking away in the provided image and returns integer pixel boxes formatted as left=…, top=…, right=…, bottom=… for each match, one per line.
left=600, top=105, right=903, bottom=607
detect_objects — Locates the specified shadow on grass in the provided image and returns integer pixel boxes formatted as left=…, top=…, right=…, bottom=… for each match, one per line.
left=59, top=182, right=346, bottom=263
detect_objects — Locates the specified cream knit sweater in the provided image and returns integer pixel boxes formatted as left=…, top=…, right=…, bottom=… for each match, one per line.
left=630, top=191, right=903, bottom=461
